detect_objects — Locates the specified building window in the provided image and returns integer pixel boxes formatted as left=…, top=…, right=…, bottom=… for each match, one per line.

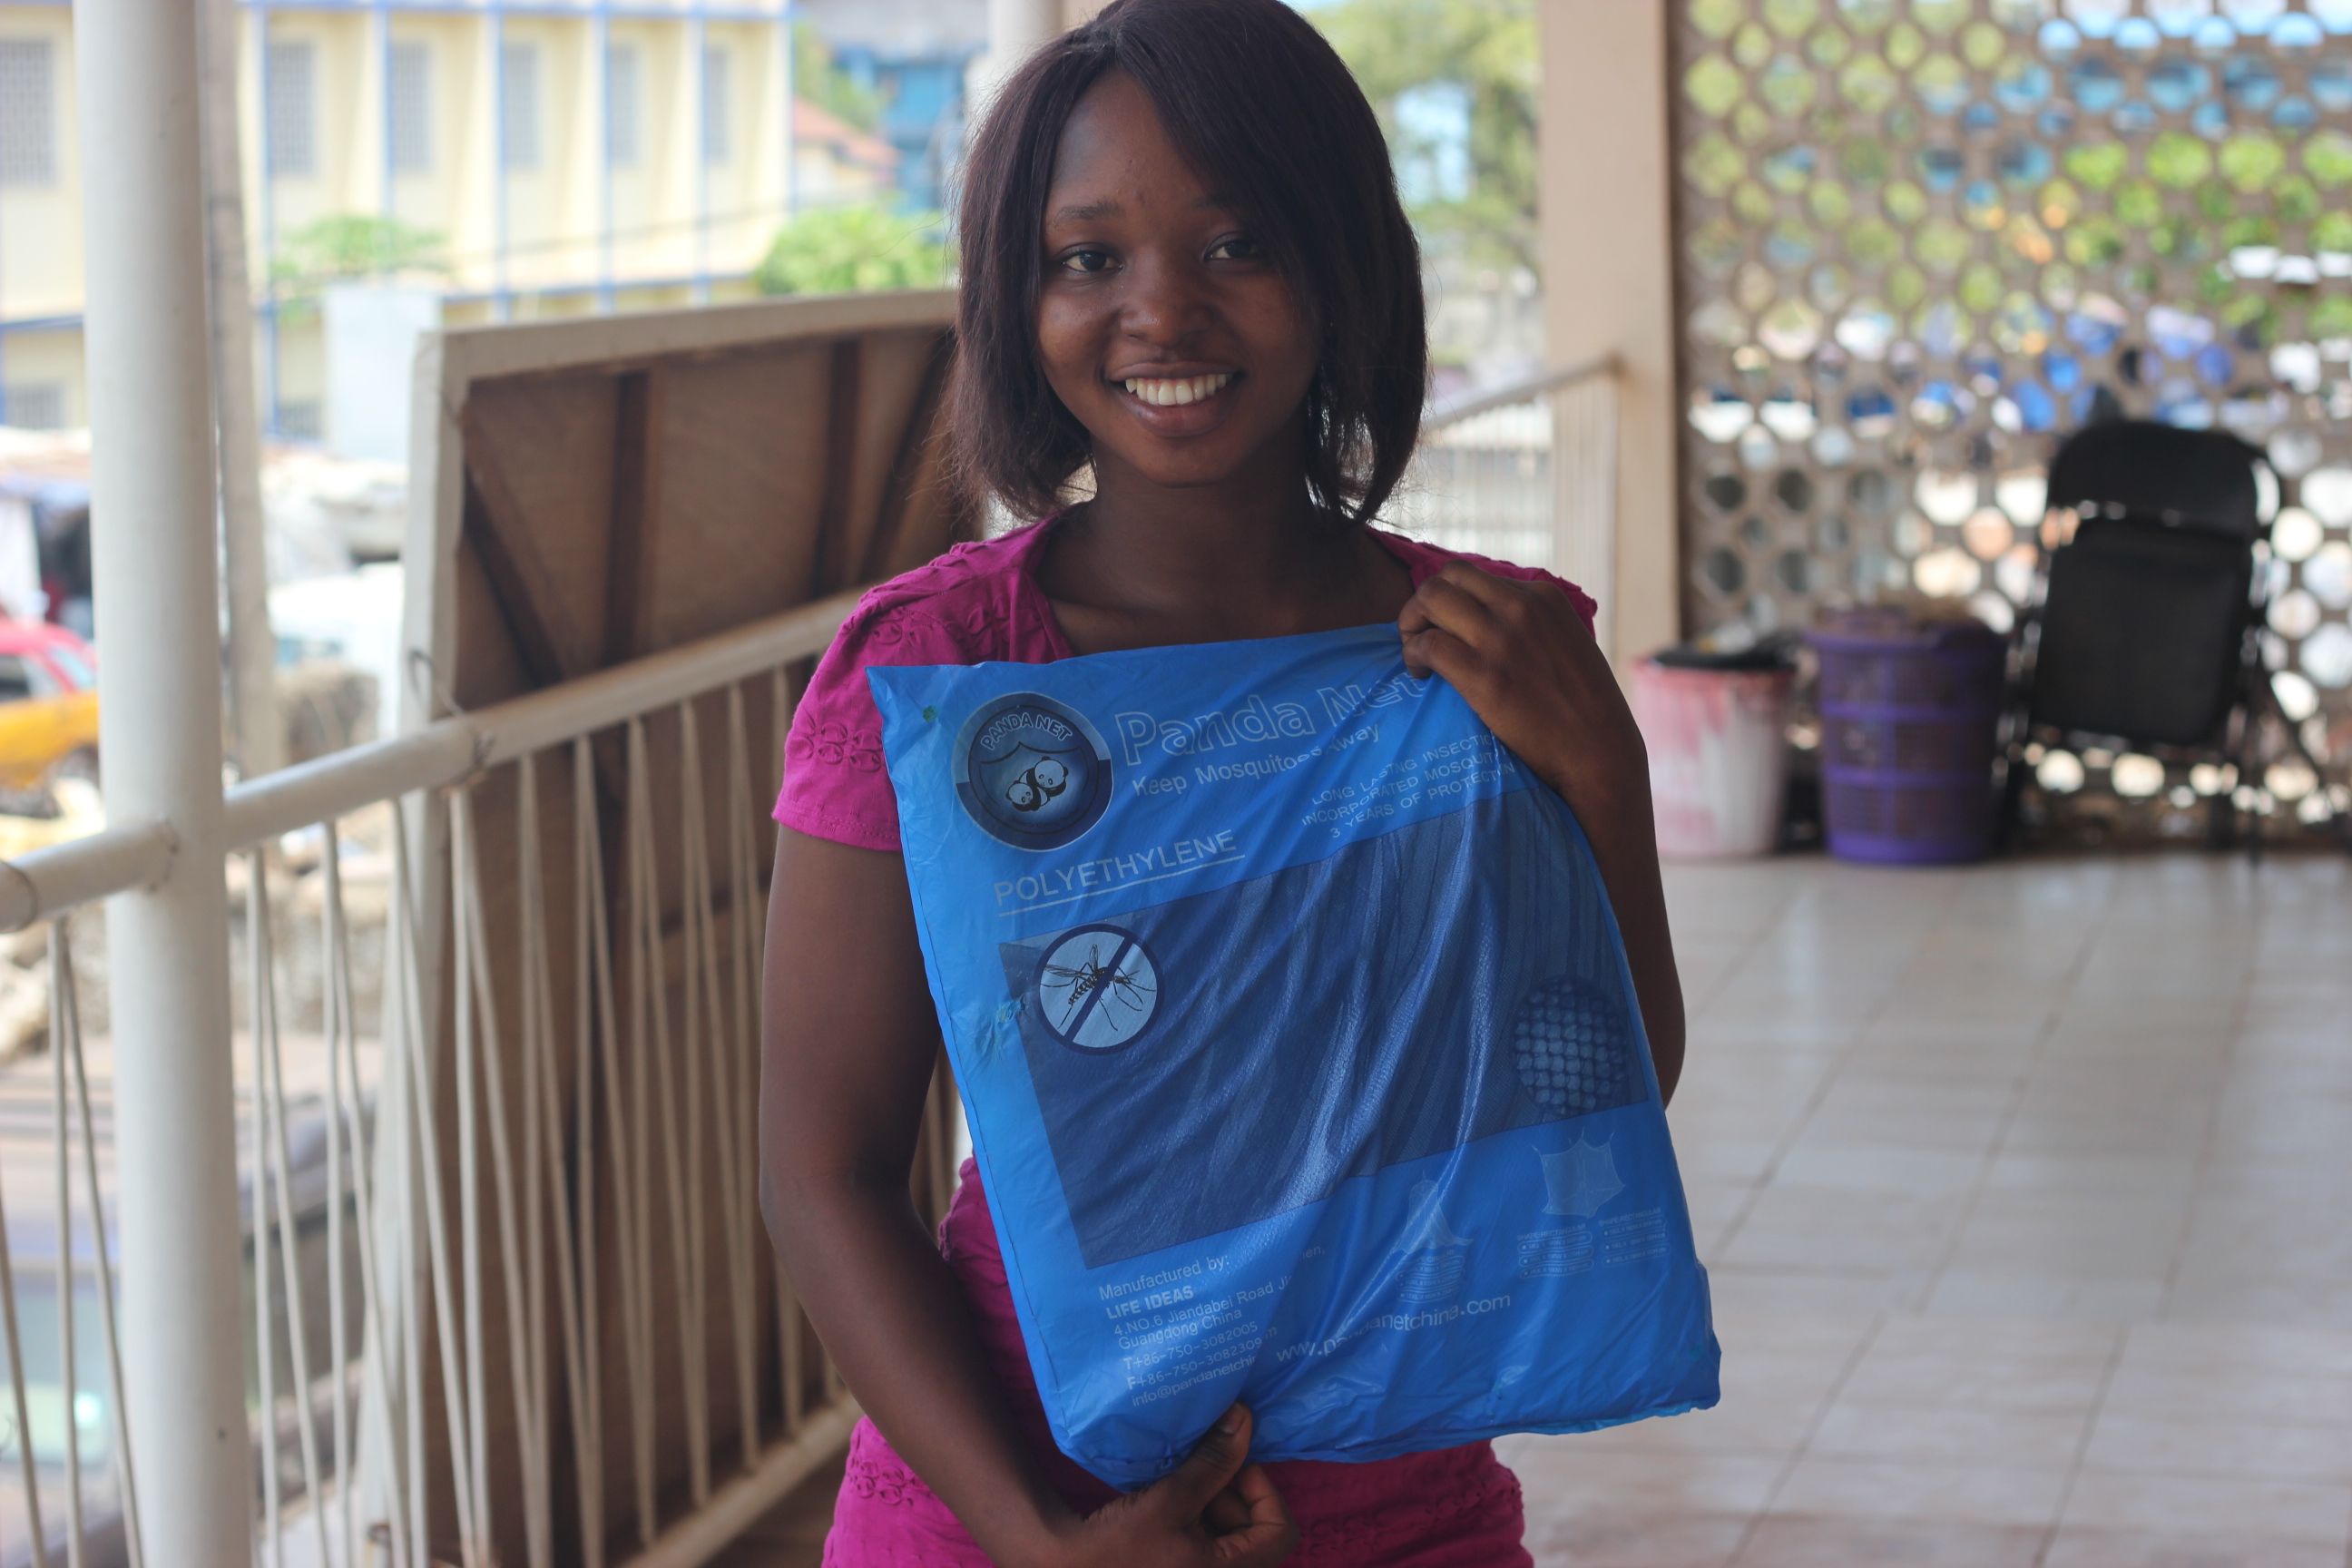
left=501, top=42, right=540, bottom=172
left=389, top=40, right=432, bottom=175
left=266, top=38, right=317, bottom=178
left=2, top=383, right=65, bottom=432
left=0, top=39, right=55, bottom=187
left=606, top=44, right=641, bottom=168
left=276, top=398, right=323, bottom=443
left=701, top=45, right=731, bottom=166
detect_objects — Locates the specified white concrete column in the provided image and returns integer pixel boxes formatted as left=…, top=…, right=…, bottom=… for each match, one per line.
left=991, top=0, right=1060, bottom=60
left=971, top=0, right=1064, bottom=105
left=1538, top=0, right=1681, bottom=670
left=70, top=3, right=253, bottom=1564
left=200, top=0, right=285, bottom=782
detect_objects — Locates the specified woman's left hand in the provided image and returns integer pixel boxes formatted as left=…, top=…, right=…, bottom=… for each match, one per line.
left=1397, top=562, right=1646, bottom=818
left=1398, top=560, right=1687, bottom=1105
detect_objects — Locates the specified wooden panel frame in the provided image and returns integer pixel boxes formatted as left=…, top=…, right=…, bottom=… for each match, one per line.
left=396, top=290, right=964, bottom=1565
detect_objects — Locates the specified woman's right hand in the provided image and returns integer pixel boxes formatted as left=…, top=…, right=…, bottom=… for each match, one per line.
left=1038, top=1405, right=1296, bottom=1567
left=765, top=834, right=1295, bottom=1568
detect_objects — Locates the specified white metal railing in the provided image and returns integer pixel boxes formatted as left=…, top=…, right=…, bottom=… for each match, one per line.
left=1392, top=355, right=1622, bottom=652
left=0, top=585, right=967, bottom=1568
left=60, top=14, right=977, bottom=1567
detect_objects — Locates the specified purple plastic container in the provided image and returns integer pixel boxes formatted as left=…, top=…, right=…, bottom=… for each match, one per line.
left=1808, top=611, right=2007, bottom=866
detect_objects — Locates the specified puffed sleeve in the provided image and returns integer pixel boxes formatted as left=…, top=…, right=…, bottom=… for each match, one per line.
left=1442, top=549, right=1601, bottom=634
left=772, top=594, right=973, bottom=851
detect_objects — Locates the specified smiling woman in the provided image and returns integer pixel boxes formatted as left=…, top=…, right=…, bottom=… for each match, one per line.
left=759, top=3, right=1682, bottom=1564
left=948, top=0, right=1426, bottom=531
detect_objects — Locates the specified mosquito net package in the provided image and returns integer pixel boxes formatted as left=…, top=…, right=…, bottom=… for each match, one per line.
left=870, top=623, right=1719, bottom=1489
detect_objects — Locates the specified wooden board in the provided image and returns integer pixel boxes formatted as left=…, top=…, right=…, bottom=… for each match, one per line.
left=397, top=292, right=965, bottom=1564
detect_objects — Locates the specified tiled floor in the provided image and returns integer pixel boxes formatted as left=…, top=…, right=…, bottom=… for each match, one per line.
left=740, top=853, right=2352, bottom=1566
left=1502, top=851, right=2352, bottom=1568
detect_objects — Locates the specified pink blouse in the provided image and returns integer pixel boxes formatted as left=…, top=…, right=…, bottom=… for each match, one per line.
left=777, top=517, right=1592, bottom=1567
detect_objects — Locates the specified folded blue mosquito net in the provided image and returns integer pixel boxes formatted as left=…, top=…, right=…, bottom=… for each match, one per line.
left=871, top=623, right=1719, bottom=1489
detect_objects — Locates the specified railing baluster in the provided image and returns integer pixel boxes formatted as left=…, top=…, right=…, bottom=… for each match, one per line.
left=628, top=717, right=711, bottom=1509
left=570, top=737, right=612, bottom=1568
left=250, top=855, right=333, bottom=1568
left=54, top=931, right=142, bottom=1568
left=685, top=702, right=750, bottom=1490
left=0, top=992, right=47, bottom=1568
left=453, top=789, right=553, bottom=1568
left=398, top=899, right=430, bottom=1568
left=589, top=727, right=657, bottom=1546
left=386, top=817, right=422, bottom=1568
left=450, top=808, right=495, bottom=1564
left=389, top=814, right=484, bottom=1567
left=523, top=753, right=598, bottom=1568
left=515, top=763, right=554, bottom=1568
left=321, top=832, right=407, bottom=1568
left=764, top=663, right=807, bottom=1437
left=317, top=831, right=351, bottom=1568
left=245, top=863, right=279, bottom=1568
left=49, top=916, right=83, bottom=1568
left=673, top=706, right=715, bottom=1504
left=721, top=682, right=763, bottom=1469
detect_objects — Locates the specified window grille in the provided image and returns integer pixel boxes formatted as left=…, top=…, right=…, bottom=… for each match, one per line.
left=390, top=40, right=432, bottom=175
left=266, top=38, right=317, bottom=179
left=1670, top=0, right=2352, bottom=836
left=502, top=42, right=541, bottom=172
left=276, top=399, right=323, bottom=443
left=1, top=383, right=64, bottom=431
left=608, top=44, right=642, bottom=168
left=0, top=38, right=55, bottom=187
left=702, top=45, right=732, bottom=166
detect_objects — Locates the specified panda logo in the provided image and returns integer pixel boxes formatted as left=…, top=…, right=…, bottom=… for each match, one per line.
left=953, top=694, right=1113, bottom=850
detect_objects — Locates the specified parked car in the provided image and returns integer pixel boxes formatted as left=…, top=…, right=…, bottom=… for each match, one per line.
left=0, top=621, right=98, bottom=793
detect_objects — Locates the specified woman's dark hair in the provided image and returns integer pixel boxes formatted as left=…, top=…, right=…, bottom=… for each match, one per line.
left=948, top=0, right=1426, bottom=526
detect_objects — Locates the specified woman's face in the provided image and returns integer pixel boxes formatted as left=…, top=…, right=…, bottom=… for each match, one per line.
left=1035, top=71, right=1319, bottom=497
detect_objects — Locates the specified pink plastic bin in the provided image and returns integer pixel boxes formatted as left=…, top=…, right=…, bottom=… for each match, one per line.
left=1633, top=658, right=1795, bottom=859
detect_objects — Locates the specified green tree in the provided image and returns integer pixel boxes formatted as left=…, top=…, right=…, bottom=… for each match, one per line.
left=270, top=214, right=449, bottom=294
left=1311, top=0, right=1539, bottom=278
left=796, top=23, right=884, bottom=132
left=755, top=205, right=951, bottom=296
left=267, top=214, right=449, bottom=325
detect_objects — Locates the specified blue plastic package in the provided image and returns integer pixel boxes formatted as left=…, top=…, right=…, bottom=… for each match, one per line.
left=870, top=623, right=1719, bottom=1489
